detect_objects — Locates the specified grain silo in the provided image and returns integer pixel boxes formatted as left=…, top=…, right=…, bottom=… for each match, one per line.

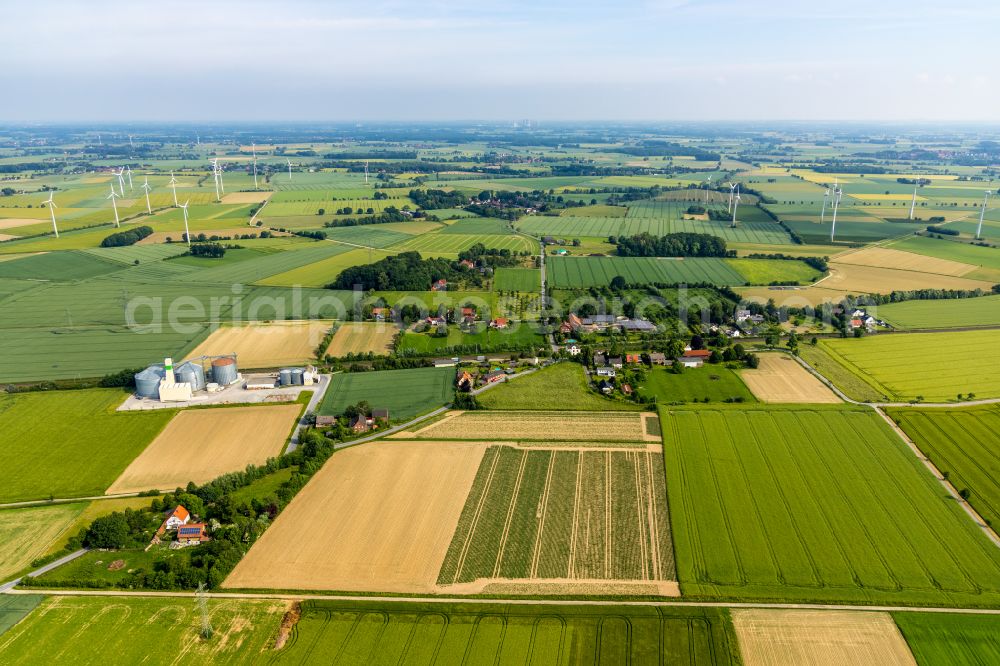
left=212, top=356, right=238, bottom=385
left=134, top=365, right=165, bottom=399
left=289, top=368, right=305, bottom=385
left=175, top=360, right=207, bottom=392
left=278, top=368, right=293, bottom=386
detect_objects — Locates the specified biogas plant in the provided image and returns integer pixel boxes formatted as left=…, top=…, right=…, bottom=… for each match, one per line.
left=132, top=355, right=317, bottom=404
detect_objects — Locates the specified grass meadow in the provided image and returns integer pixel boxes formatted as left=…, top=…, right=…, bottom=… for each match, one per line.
left=547, top=256, right=745, bottom=288
left=317, top=366, right=455, bottom=420
left=892, top=612, right=1000, bottom=665
left=878, top=294, right=1000, bottom=329
left=640, top=366, right=756, bottom=404
left=661, top=405, right=1000, bottom=606
left=479, top=362, right=641, bottom=411
left=0, top=389, right=173, bottom=502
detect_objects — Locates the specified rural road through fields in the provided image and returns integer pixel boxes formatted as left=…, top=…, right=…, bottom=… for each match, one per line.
left=0, top=549, right=88, bottom=593
left=7, top=587, right=1000, bottom=616
left=285, top=374, right=331, bottom=452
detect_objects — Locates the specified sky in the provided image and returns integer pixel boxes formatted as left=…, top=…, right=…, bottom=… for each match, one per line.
left=2, top=0, right=998, bottom=123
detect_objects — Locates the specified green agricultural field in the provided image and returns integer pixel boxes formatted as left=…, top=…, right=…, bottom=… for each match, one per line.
left=0, top=596, right=43, bottom=638
left=0, top=596, right=287, bottom=665
left=438, top=445, right=675, bottom=585
left=275, top=600, right=741, bottom=665
left=493, top=267, right=540, bottom=291
left=42, top=496, right=156, bottom=556
left=319, top=225, right=413, bottom=248
left=887, top=405, right=1000, bottom=528
left=439, top=217, right=514, bottom=234
left=479, top=362, right=642, bottom=411
left=0, top=389, right=174, bottom=502
left=389, top=232, right=534, bottom=255
left=797, top=343, right=884, bottom=403
left=317, top=366, right=455, bottom=420
left=547, top=256, right=746, bottom=288
left=725, top=258, right=823, bottom=285
left=640, top=366, right=756, bottom=404
left=256, top=247, right=394, bottom=287
left=0, top=503, right=86, bottom=580
left=820, top=330, right=1000, bottom=401
left=661, top=405, right=1000, bottom=606
left=878, top=294, right=1000, bottom=329
left=781, top=217, right=925, bottom=244
left=0, top=250, right=121, bottom=281
left=892, top=612, right=1000, bottom=665
left=891, top=235, right=1000, bottom=275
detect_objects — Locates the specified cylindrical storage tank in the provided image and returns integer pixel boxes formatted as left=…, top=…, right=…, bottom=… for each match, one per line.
left=279, top=368, right=293, bottom=386
left=134, top=365, right=164, bottom=398
left=290, top=368, right=304, bottom=385
left=175, top=361, right=206, bottom=391
left=212, top=357, right=238, bottom=385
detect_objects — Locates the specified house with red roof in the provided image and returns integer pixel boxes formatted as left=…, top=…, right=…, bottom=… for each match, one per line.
left=163, top=506, right=190, bottom=531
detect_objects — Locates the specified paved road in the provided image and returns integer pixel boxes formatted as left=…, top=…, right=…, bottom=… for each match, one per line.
left=286, top=374, right=331, bottom=452
left=0, top=549, right=88, bottom=592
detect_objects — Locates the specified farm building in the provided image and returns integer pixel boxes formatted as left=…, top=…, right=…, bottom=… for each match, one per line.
left=176, top=523, right=209, bottom=546
left=350, top=415, right=369, bottom=433
left=372, top=408, right=390, bottom=422
left=457, top=371, right=474, bottom=391
left=162, top=506, right=190, bottom=531
left=649, top=352, right=667, bottom=365
left=677, top=356, right=704, bottom=368
left=596, top=367, right=616, bottom=378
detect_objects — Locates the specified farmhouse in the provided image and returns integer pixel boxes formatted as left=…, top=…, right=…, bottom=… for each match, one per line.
left=457, top=371, right=474, bottom=391
left=162, top=506, right=190, bottom=531
left=315, top=415, right=337, bottom=427
left=490, top=317, right=510, bottom=329
left=371, top=408, right=390, bottom=422
left=625, top=354, right=642, bottom=364
left=682, top=349, right=712, bottom=360
left=350, top=415, right=369, bottom=433
left=649, top=352, right=667, bottom=365
left=566, top=344, right=581, bottom=356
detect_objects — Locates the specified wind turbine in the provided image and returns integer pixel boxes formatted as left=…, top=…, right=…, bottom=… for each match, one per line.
left=107, top=185, right=121, bottom=227
left=705, top=175, right=712, bottom=203
left=141, top=176, right=152, bottom=214
left=909, top=182, right=918, bottom=220
left=364, top=160, right=369, bottom=184
left=128, top=134, right=134, bottom=150
left=286, top=158, right=293, bottom=181
left=727, top=182, right=737, bottom=214
left=820, top=188, right=830, bottom=224
left=210, top=159, right=221, bottom=201
left=251, top=142, right=259, bottom=190
left=125, top=165, right=134, bottom=191
left=830, top=183, right=843, bottom=242
left=977, top=190, right=992, bottom=240
left=44, top=192, right=59, bottom=238
left=116, top=167, right=126, bottom=196
left=217, top=160, right=225, bottom=194
left=179, top=199, right=192, bottom=247
left=169, top=171, right=179, bottom=207
left=730, top=185, right=741, bottom=228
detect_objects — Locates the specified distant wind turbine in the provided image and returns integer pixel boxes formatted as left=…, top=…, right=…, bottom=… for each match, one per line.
left=364, top=160, right=369, bottom=184
left=705, top=175, right=712, bottom=203
left=251, top=142, right=259, bottom=190
left=977, top=190, right=992, bottom=240
left=125, top=165, right=134, bottom=191
left=830, top=183, right=843, bottom=242
left=210, top=159, right=221, bottom=201
left=141, top=177, right=152, bottom=214
left=128, top=134, right=134, bottom=150
left=116, top=167, right=126, bottom=196
left=909, top=182, right=918, bottom=220
left=179, top=199, right=192, bottom=247
left=44, top=191, right=59, bottom=238
left=730, top=185, right=741, bottom=228
left=169, top=171, right=179, bottom=207
left=286, top=158, right=293, bottom=181
left=107, top=185, right=121, bottom=227
left=727, top=182, right=737, bottom=214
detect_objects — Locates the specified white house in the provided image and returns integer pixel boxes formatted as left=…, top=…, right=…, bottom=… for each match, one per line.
left=566, top=344, right=581, bottom=356
left=164, top=506, right=190, bottom=530
left=595, top=367, right=617, bottom=378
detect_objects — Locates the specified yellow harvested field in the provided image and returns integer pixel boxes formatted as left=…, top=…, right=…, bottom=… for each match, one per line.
left=0, top=504, right=83, bottom=581
left=187, top=321, right=332, bottom=368
left=732, top=609, right=916, bottom=666
left=221, top=191, right=272, bottom=205
left=740, top=354, right=840, bottom=403
left=0, top=219, right=41, bottom=230
left=738, top=261, right=995, bottom=306
left=394, top=410, right=660, bottom=442
left=137, top=228, right=287, bottom=245
left=849, top=193, right=926, bottom=202
left=0, top=234, right=20, bottom=241
left=223, top=439, right=488, bottom=593
left=106, top=404, right=300, bottom=494
left=833, top=247, right=976, bottom=277
left=324, top=322, right=397, bottom=356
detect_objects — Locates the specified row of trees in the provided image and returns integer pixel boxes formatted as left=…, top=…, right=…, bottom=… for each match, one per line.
left=614, top=232, right=731, bottom=258
left=328, top=251, right=484, bottom=291
left=101, top=225, right=153, bottom=247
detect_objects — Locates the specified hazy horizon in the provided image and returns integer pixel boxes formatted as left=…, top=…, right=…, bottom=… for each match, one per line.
left=4, top=0, right=999, bottom=123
